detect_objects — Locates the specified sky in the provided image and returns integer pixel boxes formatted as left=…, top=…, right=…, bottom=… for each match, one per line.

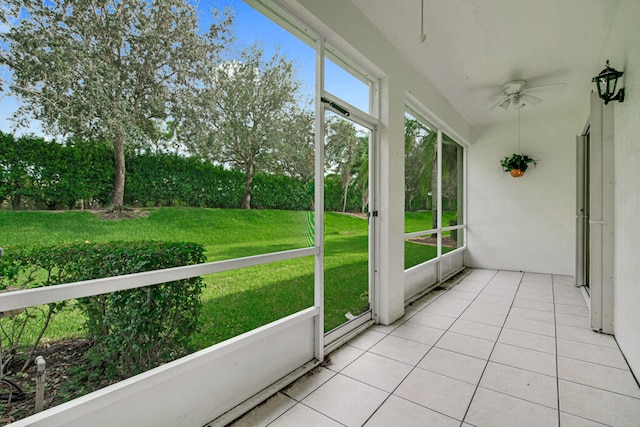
left=0, top=0, right=369, bottom=138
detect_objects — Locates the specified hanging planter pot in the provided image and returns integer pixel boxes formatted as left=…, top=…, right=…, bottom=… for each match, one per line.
left=501, top=153, right=535, bottom=178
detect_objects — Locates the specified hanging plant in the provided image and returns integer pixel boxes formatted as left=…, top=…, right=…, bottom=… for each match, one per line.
left=500, top=153, right=536, bottom=177
left=500, top=106, right=537, bottom=177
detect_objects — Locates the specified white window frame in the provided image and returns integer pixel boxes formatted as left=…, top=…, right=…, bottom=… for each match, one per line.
left=403, top=105, right=467, bottom=274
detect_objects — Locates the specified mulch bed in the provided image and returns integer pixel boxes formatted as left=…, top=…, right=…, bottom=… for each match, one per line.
left=408, top=235, right=457, bottom=248
left=92, top=208, right=150, bottom=220
left=0, top=339, right=116, bottom=425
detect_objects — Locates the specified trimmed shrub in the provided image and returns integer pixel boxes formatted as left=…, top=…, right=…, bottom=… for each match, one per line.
left=124, top=154, right=245, bottom=209
left=0, top=132, right=113, bottom=209
left=69, top=242, right=206, bottom=378
left=0, top=245, right=70, bottom=371
left=251, top=172, right=311, bottom=210
left=0, top=241, right=206, bottom=379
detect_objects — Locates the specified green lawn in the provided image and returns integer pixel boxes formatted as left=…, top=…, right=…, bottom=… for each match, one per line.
left=404, top=210, right=458, bottom=233
left=404, top=210, right=459, bottom=269
left=1, top=208, right=446, bottom=348
left=2, top=208, right=381, bottom=347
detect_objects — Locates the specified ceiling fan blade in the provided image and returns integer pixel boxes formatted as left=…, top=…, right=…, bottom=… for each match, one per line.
left=521, top=94, right=543, bottom=105
left=524, top=83, right=566, bottom=93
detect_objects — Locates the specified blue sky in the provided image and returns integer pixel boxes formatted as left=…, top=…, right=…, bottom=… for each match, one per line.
left=0, top=0, right=368, bottom=137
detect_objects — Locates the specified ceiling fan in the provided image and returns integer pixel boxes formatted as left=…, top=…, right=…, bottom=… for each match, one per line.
left=489, top=80, right=565, bottom=110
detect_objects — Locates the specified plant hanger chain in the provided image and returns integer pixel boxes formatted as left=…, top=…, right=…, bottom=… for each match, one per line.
left=518, top=106, right=521, bottom=153
left=419, top=0, right=427, bottom=42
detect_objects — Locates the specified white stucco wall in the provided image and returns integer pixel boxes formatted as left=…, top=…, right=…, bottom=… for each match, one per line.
left=465, top=109, right=581, bottom=275
left=601, top=0, right=640, bottom=378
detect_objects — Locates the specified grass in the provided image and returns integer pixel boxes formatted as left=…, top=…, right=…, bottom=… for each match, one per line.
left=1, top=208, right=450, bottom=348
left=404, top=210, right=458, bottom=233
left=2, top=208, right=313, bottom=261
left=404, top=210, right=459, bottom=269
left=1, top=208, right=378, bottom=348
left=404, top=242, right=438, bottom=269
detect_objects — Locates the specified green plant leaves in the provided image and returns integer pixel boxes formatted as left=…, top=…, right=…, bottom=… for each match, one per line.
left=0, top=241, right=206, bottom=380
left=500, top=153, right=536, bottom=172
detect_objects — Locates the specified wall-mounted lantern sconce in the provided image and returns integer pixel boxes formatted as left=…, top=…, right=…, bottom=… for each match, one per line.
left=592, top=60, right=625, bottom=104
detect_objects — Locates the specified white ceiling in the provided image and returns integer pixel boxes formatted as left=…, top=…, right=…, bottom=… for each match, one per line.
left=350, top=0, right=620, bottom=127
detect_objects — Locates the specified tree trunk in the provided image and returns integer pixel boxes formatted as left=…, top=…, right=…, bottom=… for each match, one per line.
left=342, top=178, right=350, bottom=213
left=361, top=191, right=368, bottom=214
left=242, top=164, right=254, bottom=209
left=341, top=170, right=350, bottom=213
left=112, top=132, right=126, bottom=210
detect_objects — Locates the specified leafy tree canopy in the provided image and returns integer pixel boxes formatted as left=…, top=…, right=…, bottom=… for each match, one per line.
left=0, top=0, right=233, bottom=209
left=183, top=44, right=310, bottom=209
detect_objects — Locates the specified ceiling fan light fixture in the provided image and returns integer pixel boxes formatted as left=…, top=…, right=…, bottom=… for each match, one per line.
left=512, top=98, right=523, bottom=109
left=499, top=98, right=512, bottom=110
left=490, top=79, right=564, bottom=111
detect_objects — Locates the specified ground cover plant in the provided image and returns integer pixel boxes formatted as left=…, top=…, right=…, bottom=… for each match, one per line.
left=0, top=242, right=205, bottom=374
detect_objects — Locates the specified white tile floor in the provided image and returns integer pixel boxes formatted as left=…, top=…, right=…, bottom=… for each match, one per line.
left=228, top=269, right=640, bottom=427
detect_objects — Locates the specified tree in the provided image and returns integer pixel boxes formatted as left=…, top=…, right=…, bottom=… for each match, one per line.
left=404, top=117, right=425, bottom=211
left=0, top=0, right=232, bottom=210
left=185, top=45, right=308, bottom=209
left=354, top=135, right=369, bottom=213
left=325, top=116, right=365, bottom=212
left=404, top=116, right=460, bottom=232
left=440, top=135, right=461, bottom=213
left=404, top=117, right=436, bottom=216
left=266, top=106, right=315, bottom=182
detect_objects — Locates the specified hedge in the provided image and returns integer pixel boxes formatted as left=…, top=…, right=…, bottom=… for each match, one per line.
left=0, top=132, right=350, bottom=212
left=0, top=133, right=113, bottom=209
left=0, top=241, right=206, bottom=379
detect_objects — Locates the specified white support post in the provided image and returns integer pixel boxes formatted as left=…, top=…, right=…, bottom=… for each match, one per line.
left=35, top=356, right=46, bottom=413
left=436, top=129, right=443, bottom=281
left=589, top=91, right=615, bottom=334
left=313, top=36, right=325, bottom=362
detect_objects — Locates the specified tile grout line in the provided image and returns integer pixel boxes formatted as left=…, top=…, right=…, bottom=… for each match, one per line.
left=609, top=331, right=640, bottom=390
left=333, top=270, right=475, bottom=364
left=356, top=273, right=472, bottom=426
left=554, top=276, right=640, bottom=424
left=555, top=335, right=620, bottom=350
left=556, top=377, right=640, bottom=401
left=265, top=399, right=347, bottom=427
left=361, top=269, right=499, bottom=426
left=469, top=385, right=561, bottom=412
left=363, top=272, right=570, bottom=425
left=241, top=272, right=474, bottom=427
left=458, top=271, right=525, bottom=425
left=551, top=274, right=562, bottom=427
